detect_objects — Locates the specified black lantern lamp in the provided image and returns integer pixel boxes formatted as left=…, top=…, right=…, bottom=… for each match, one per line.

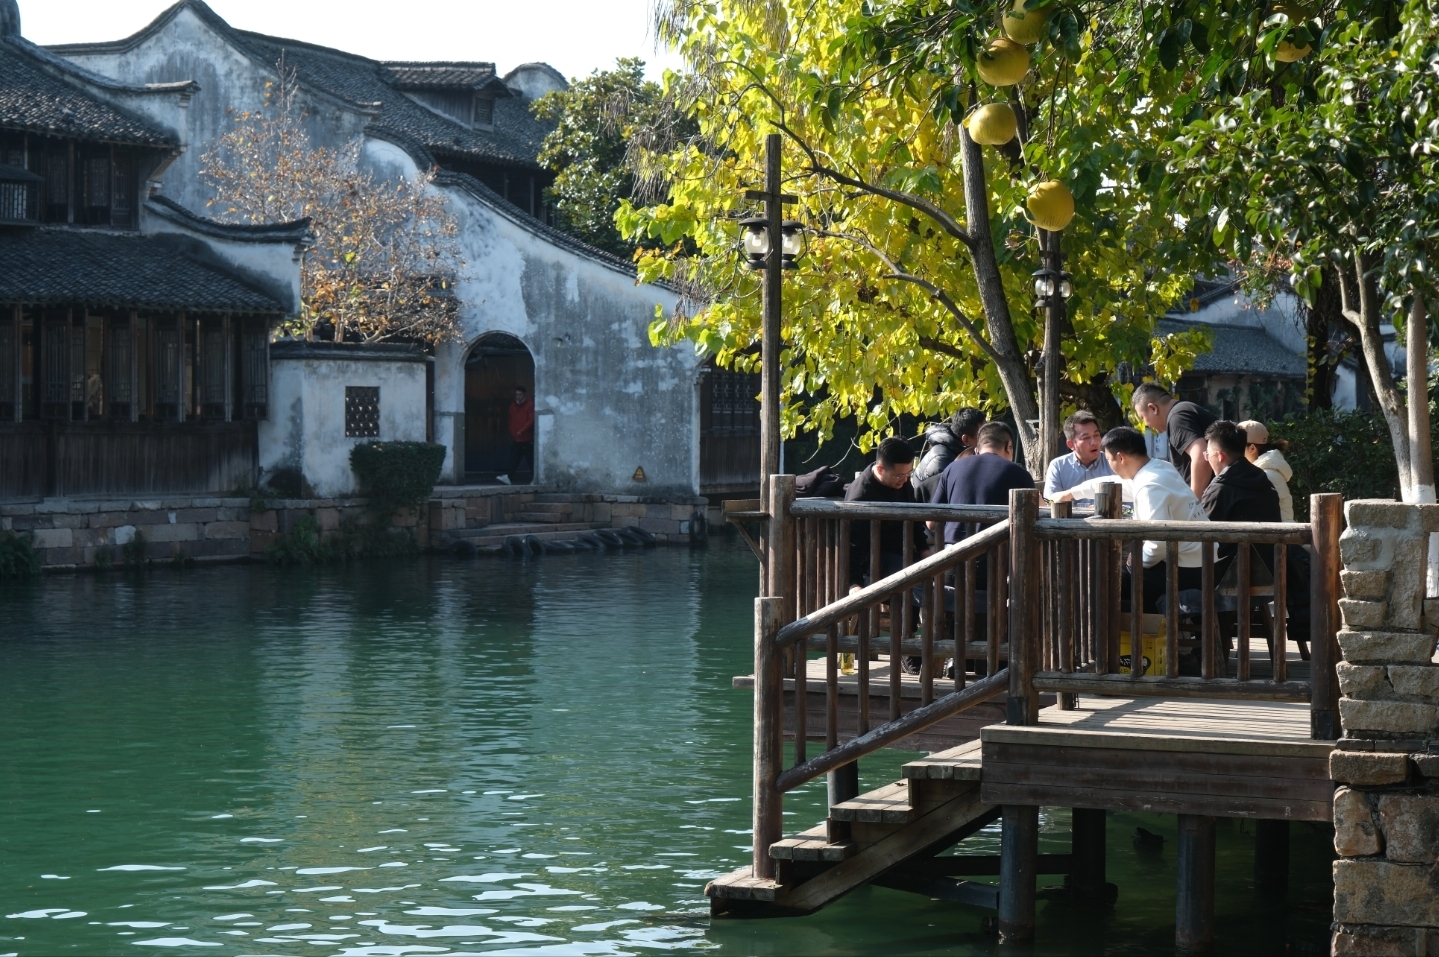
left=739, top=217, right=805, bottom=270
left=1031, top=267, right=1073, bottom=308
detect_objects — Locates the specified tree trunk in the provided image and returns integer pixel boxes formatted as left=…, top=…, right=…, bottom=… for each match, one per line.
left=1342, top=250, right=1413, bottom=499
left=1307, top=267, right=1343, bottom=411
left=959, top=126, right=1041, bottom=473
left=1404, top=291, right=1436, bottom=595
left=1060, top=377, right=1126, bottom=433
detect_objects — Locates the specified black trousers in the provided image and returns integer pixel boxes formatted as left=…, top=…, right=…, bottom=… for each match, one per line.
left=508, top=440, right=533, bottom=478
left=1122, top=562, right=1204, bottom=614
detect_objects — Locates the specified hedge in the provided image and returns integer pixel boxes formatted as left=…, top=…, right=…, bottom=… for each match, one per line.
left=349, top=441, right=448, bottom=521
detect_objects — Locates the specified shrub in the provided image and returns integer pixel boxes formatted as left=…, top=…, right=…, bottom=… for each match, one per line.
left=349, top=442, right=447, bottom=521
left=266, top=514, right=420, bottom=566
left=1270, top=407, right=1439, bottom=520
left=0, top=531, right=40, bottom=579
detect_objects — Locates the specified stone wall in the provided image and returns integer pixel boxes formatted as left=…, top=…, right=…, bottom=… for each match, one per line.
left=1331, top=500, right=1439, bottom=957
left=2, top=486, right=708, bottom=570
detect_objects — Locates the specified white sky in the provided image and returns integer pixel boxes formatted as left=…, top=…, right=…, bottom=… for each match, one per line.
left=16, top=0, right=683, bottom=82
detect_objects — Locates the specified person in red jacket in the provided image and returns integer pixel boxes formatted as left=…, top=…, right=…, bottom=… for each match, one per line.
left=498, top=386, right=534, bottom=485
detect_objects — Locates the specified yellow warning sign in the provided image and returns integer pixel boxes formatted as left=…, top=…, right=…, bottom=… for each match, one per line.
left=632, top=467, right=647, bottom=482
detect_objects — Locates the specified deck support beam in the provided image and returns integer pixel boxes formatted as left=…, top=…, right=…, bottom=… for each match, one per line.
left=1070, top=808, right=1107, bottom=904
left=1253, top=819, right=1289, bottom=901
left=826, top=761, right=859, bottom=807
left=1175, top=814, right=1216, bottom=953
left=997, top=804, right=1038, bottom=941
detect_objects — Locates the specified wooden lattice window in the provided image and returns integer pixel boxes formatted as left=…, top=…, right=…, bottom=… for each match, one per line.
left=0, top=313, right=15, bottom=420
left=345, top=386, right=380, bottom=438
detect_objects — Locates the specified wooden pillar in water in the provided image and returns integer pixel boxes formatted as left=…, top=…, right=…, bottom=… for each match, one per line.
left=1070, top=808, right=1107, bottom=903
left=1254, top=819, right=1289, bottom=900
left=998, top=488, right=1040, bottom=941
left=1175, top=814, right=1217, bottom=953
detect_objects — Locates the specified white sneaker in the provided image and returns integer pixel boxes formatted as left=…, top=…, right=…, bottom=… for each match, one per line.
left=496, top=475, right=511, bottom=485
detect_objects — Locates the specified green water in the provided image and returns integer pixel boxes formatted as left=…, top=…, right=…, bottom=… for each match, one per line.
left=0, top=536, right=1334, bottom=956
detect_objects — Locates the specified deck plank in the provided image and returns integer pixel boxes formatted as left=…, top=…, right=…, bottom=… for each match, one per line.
left=829, top=780, right=913, bottom=824
left=902, top=740, right=984, bottom=781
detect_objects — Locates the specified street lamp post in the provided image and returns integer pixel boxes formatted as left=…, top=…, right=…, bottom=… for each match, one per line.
left=1032, top=232, right=1073, bottom=472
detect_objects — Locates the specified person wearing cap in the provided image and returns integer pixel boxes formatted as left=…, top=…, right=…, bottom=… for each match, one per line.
left=1238, top=419, right=1294, bottom=522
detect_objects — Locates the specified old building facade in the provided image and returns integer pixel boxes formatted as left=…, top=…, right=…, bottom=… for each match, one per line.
left=52, top=0, right=702, bottom=499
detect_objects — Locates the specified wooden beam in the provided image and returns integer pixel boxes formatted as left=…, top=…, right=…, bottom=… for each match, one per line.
left=998, top=804, right=1038, bottom=941
left=753, top=596, right=785, bottom=879
left=1031, top=672, right=1311, bottom=702
left=1309, top=494, right=1342, bottom=740
left=1175, top=814, right=1216, bottom=953
left=790, top=499, right=1008, bottom=523
left=874, top=873, right=999, bottom=910
left=1033, top=518, right=1312, bottom=545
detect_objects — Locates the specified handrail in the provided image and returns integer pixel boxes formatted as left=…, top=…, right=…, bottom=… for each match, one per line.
left=1033, top=517, right=1312, bottom=545
left=774, top=668, right=1010, bottom=792
left=773, top=519, right=1012, bottom=651
left=789, top=499, right=1010, bottom=523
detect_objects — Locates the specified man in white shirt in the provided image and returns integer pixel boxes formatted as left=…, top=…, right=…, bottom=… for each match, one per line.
left=1054, top=426, right=1209, bottom=611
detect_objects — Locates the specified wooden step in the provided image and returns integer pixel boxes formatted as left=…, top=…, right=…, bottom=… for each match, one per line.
left=769, top=823, right=856, bottom=863
left=903, top=740, right=984, bottom=782
left=828, top=780, right=915, bottom=825
left=705, top=867, right=780, bottom=902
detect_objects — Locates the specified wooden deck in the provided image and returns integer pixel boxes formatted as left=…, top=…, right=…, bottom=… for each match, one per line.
left=981, top=697, right=1335, bottom=822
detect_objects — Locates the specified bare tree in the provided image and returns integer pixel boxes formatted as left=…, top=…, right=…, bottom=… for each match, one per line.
left=200, top=68, right=464, bottom=345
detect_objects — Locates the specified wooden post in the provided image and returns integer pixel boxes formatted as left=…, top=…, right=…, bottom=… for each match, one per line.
left=1094, top=483, right=1123, bottom=674
left=1071, top=808, right=1107, bottom=904
left=752, top=596, right=785, bottom=879
left=1051, top=500, right=1077, bottom=710
left=1310, top=493, right=1342, bottom=740
left=1007, top=488, right=1040, bottom=726
left=998, top=804, right=1039, bottom=941
left=757, top=133, right=784, bottom=514
left=767, top=475, right=797, bottom=619
left=1254, top=819, right=1289, bottom=901
left=1175, top=814, right=1216, bottom=953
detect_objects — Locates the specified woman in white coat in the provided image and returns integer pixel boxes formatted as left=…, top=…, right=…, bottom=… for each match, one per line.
left=1237, top=420, right=1294, bottom=522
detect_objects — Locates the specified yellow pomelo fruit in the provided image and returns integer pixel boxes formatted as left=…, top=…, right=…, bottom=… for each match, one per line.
left=966, top=103, right=1018, bottom=146
left=1272, top=3, right=1312, bottom=62
left=1002, top=1, right=1053, bottom=45
left=1026, top=180, right=1075, bottom=232
left=977, top=37, right=1030, bottom=87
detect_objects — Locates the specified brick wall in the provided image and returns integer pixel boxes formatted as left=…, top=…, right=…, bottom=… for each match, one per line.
left=1331, top=500, right=1439, bottom=957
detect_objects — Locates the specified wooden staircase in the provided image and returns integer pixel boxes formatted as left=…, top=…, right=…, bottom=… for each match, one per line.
left=707, top=741, right=1001, bottom=916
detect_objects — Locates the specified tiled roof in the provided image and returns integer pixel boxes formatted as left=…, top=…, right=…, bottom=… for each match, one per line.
left=0, top=37, right=176, bottom=146
left=383, top=62, right=500, bottom=91
left=1157, top=318, right=1307, bottom=379
left=0, top=227, right=284, bottom=313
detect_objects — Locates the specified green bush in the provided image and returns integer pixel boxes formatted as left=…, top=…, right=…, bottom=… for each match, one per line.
left=349, top=442, right=447, bottom=521
left=1271, top=407, right=1439, bottom=520
left=266, top=514, right=420, bottom=567
left=0, top=531, right=41, bottom=579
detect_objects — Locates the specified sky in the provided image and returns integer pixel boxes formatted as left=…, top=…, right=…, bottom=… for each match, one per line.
left=15, top=0, right=684, bottom=82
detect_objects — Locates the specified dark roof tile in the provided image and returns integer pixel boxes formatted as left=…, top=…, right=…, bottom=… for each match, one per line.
left=384, top=62, right=499, bottom=91
left=0, top=227, right=284, bottom=313
left=1157, top=318, right=1306, bottom=378
left=0, top=37, right=176, bottom=146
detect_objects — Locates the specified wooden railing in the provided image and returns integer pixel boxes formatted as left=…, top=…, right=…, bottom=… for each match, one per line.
left=746, top=476, right=1343, bottom=878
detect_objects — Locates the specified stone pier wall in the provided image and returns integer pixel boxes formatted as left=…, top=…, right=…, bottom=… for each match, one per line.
left=1, top=486, right=707, bottom=570
left=1331, top=500, right=1439, bottom=956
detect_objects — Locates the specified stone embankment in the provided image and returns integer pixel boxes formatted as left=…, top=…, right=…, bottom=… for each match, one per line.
left=1, top=485, right=711, bottom=570
left=1331, top=500, right=1439, bottom=957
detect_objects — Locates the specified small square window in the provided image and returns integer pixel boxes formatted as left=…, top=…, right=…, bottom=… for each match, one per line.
left=345, top=386, right=380, bottom=438
left=472, top=95, right=494, bottom=127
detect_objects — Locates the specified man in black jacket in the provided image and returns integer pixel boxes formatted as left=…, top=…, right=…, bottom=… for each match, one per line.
left=912, top=408, right=985, bottom=502
left=846, top=436, right=922, bottom=588
left=1200, top=420, right=1280, bottom=582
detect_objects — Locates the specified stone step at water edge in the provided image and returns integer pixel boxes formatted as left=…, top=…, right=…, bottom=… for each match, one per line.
left=511, top=511, right=575, bottom=524
left=447, top=523, right=609, bottom=545
left=520, top=502, right=575, bottom=513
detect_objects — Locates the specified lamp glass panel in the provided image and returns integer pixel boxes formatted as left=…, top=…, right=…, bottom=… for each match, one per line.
left=743, top=228, right=770, bottom=257
left=781, top=229, right=802, bottom=258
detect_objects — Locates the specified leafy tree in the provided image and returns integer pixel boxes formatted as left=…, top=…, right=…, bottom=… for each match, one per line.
left=626, top=0, right=1225, bottom=473
left=1171, top=0, right=1439, bottom=501
left=201, top=69, right=464, bottom=345
left=533, top=58, right=683, bottom=258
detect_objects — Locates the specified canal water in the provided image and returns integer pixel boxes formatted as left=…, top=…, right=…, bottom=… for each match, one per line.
left=0, top=535, right=1333, bottom=956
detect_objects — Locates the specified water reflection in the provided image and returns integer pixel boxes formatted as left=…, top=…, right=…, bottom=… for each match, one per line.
left=0, top=539, right=1332, bottom=956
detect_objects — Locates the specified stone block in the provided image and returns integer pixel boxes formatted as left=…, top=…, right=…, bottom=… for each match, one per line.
left=204, top=522, right=250, bottom=541
left=1390, top=667, right=1439, bottom=701
left=1341, top=630, right=1439, bottom=666
left=670, top=503, right=695, bottom=521
left=110, top=525, right=137, bottom=546
left=1342, top=530, right=1387, bottom=568
left=1, top=517, right=9, bottom=532
left=1415, top=755, right=1439, bottom=779
left=1378, top=794, right=1439, bottom=864
left=49, top=512, right=86, bottom=529
left=316, top=508, right=340, bottom=532
left=30, top=527, right=73, bottom=550
left=1334, top=750, right=1412, bottom=786
left=1425, top=600, right=1439, bottom=635
left=146, top=522, right=199, bottom=544
left=1335, top=859, right=1439, bottom=926
left=1350, top=500, right=1418, bottom=530
left=1336, top=786, right=1385, bottom=857
left=1345, top=600, right=1394, bottom=630
left=592, top=503, right=612, bottom=524
left=217, top=508, right=247, bottom=523
left=41, top=546, right=82, bottom=568
left=1346, top=570, right=1395, bottom=601
left=70, top=528, right=104, bottom=549
left=9, top=516, right=45, bottom=531
left=1333, top=923, right=1427, bottom=956
left=175, top=508, right=220, bottom=524
left=639, top=516, right=680, bottom=536
left=1341, top=663, right=1393, bottom=699
left=250, top=510, right=278, bottom=533
left=1389, top=537, right=1428, bottom=630
left=124, top=510, right=171, bottom=526
left=611, top=503, right=645, bottom=518
left=1342, top=700, right=1439, bottom=736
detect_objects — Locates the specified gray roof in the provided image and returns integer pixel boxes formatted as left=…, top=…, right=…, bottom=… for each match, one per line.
left=1156, top=318, right=1306, bottom=379
left=0, top=36, right=177, bottom=146
left=0, top=227, right=285, bottom=313
left=50, top=1, right=553, bottom=169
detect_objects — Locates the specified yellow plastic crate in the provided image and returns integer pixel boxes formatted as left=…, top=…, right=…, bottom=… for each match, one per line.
left=1119, top=613, right=1168, bottom=677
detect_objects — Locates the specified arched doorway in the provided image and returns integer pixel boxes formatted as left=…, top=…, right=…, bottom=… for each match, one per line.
left=464, top=333, right=535, bottom=483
